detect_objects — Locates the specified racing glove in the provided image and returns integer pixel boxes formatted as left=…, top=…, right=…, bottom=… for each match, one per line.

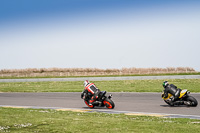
left=81, top=93, right=84, bottom=99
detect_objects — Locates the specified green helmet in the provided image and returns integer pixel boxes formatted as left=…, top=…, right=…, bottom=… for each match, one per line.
left=163, top=81, right=169, bottom=88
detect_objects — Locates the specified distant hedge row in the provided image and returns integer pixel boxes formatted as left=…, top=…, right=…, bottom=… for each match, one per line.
left=0, top=67, right=196, bottom=78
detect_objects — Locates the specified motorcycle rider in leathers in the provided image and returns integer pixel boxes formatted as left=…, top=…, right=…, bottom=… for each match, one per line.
left=81, top=80, right=101, bottom=106
left=162, top=81, right=184, bottom=106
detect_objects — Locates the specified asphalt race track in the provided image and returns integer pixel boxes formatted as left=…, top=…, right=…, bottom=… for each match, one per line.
left=0, top=92, right=200, bottom=119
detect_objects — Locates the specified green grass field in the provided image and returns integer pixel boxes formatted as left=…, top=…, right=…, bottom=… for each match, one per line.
left=0, top=107, right=200, bottom=133
left=0, top=79, right=200, bottom=92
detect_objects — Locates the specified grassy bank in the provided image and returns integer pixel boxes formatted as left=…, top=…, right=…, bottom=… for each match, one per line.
left=0, top=107, right=200, bottom=133
left=0, top=79, right=200, bottom=92
left=0, top=72, right=200, bottom=79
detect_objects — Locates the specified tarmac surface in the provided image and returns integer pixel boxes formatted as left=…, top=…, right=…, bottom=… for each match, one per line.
left=0, top=92, right=200, bottom=119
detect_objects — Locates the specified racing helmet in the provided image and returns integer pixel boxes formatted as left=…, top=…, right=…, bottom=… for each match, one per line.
left=163, top=81, right=169, bottom=88
left=84, top=80, right=90, bottom=87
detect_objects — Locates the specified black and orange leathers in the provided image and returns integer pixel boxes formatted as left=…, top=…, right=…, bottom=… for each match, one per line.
left=83, top=83, right=100, bottom=104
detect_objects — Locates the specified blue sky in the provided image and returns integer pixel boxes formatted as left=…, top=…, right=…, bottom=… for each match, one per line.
left=0, top=0, right=200, bottom=71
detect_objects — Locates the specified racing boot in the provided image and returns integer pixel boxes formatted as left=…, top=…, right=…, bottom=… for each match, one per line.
left=89, top=101, right=99, bottom=106
left=173, top=101, right=184, bottom=105
left=184, top=101, right=191, bottom=106
left=89, top=97, right=99, bottom=106
left=92, top=101, right=100, bottom=106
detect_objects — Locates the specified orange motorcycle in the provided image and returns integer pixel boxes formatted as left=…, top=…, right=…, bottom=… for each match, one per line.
left=82, top=91, right=115, bottom=109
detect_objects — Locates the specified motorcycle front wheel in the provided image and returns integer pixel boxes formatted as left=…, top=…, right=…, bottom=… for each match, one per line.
left=103, top=98, right=115, bottom=109
left=186, top=96, right=198, bottom=107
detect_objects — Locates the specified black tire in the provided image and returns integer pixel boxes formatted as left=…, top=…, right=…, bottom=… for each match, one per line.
left=186, top=96, right=198, bottom=107
left=103, top=98, right=115, bottom=109
left=84, top=100, right=94, bottom=108
left=164, top=100, right=174, bottom=106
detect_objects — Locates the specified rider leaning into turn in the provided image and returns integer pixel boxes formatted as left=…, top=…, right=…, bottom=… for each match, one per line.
left=162, top=81, right=185, bottom=106
left=81, top=80, right=101, bottom=106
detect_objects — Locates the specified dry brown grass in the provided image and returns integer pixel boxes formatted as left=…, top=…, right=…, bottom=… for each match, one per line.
left=0, top=67, right=197, bottom=78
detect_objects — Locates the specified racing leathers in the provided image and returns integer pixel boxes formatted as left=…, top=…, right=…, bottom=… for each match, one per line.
left=163, top=84, right=183, bottom=105
left=81, top=82, right=101, bottom=105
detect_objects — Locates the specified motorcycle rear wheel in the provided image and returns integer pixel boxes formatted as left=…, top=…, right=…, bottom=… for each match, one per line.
left=84, top=100, right=94, bottom=108
left=103, top=98, right=115, bottom=109
left=164, top=100, right=174, bottom=106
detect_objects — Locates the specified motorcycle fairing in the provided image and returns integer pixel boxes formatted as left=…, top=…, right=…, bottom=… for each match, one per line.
left=179, top=89, right=187, bottom=98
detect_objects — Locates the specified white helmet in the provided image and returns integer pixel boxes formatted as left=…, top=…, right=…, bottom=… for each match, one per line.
left=84, top=80, right=90, bottom=87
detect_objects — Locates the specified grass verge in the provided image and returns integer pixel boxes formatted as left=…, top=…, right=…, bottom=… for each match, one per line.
left=0, top=79, right=200, bottom=92
left=0, top=72, right=200, bottom=79
left=0, top=107, right=200, bottom=133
